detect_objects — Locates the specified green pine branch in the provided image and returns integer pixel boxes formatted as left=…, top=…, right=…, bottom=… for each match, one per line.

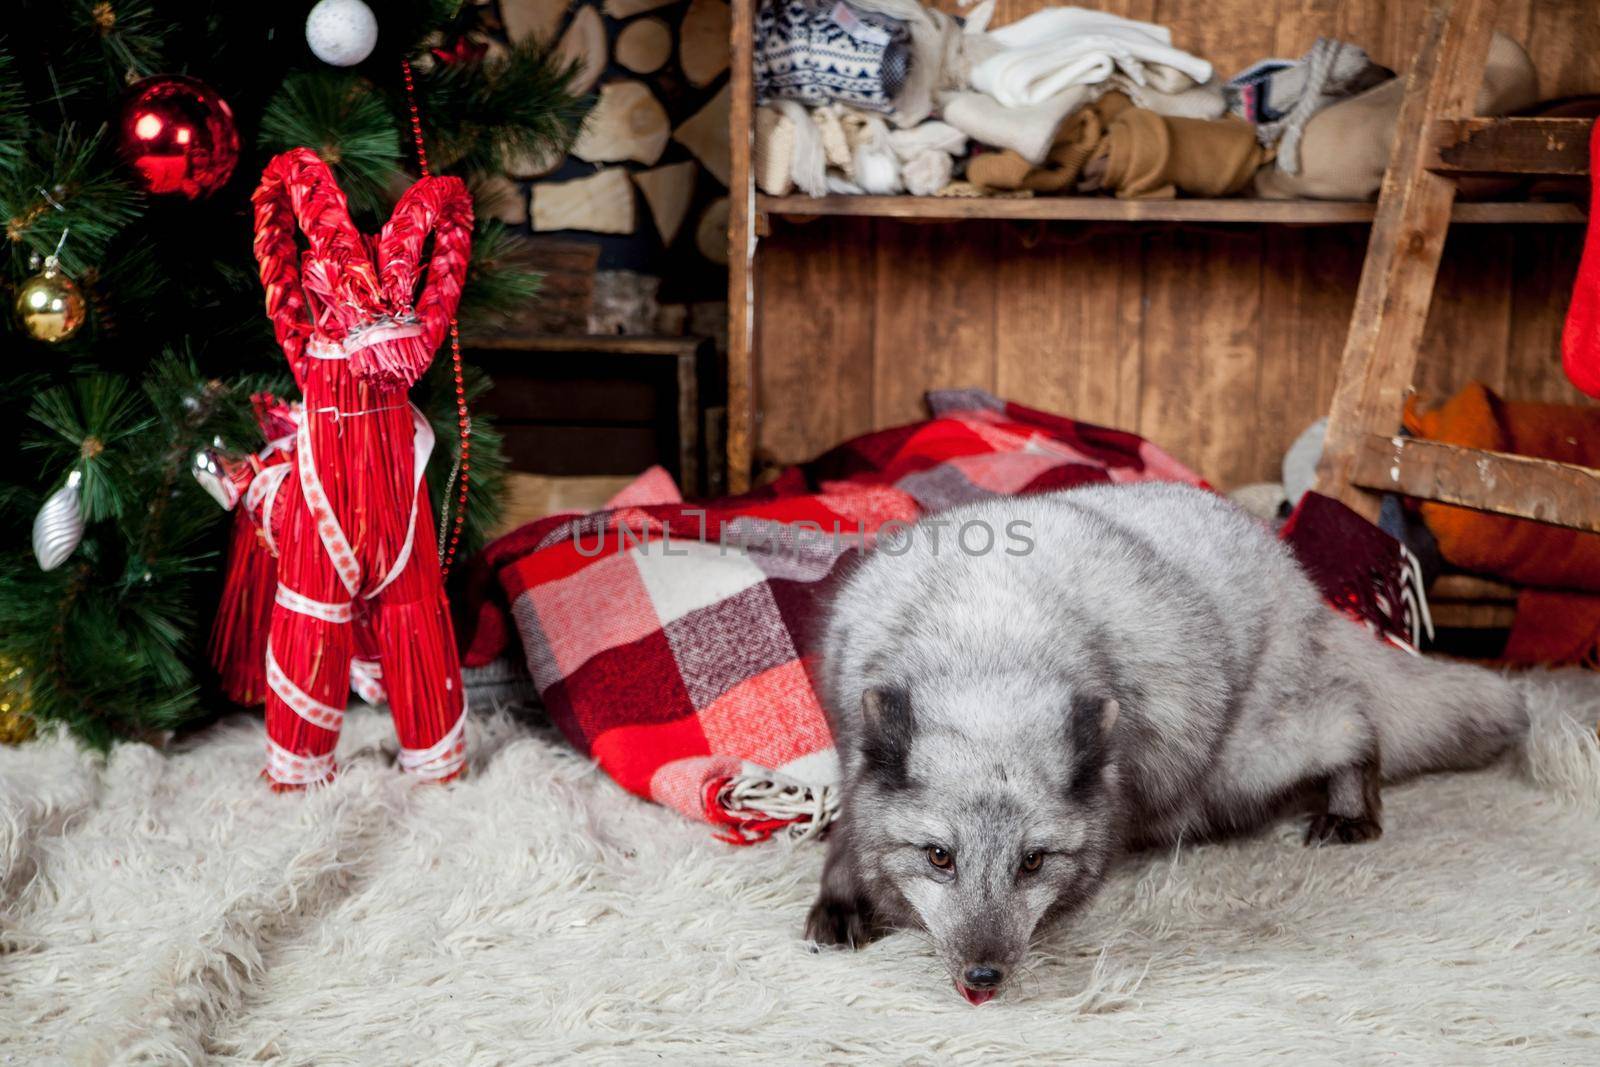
left=417, top=356, right=506, bottom=565
left=460, top=218, right=543, bottom=328
left=0, top=127, right=143, bottom=278
left=0, top=49, right=29, bottom=172
left=0, top=544, right=205, bottom=747
left=366, top=0, right=475, bottom=56
left=414, top=40, right=592, bottom=177
left=258, top=71, right=405, bottom=218
left=3, top=353, right=258, bottom=747
left=69, top=0, right=171, bottom=87
left=5, top=1, right=171, bottom=114
left=2, top=0, right=591, bottom=747
left=25, top=373, right=151, bottom=522
left=76, top=234, right=164, bottom=345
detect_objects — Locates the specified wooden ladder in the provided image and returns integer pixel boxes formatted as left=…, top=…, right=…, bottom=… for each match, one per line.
left=1315, top=0, right=1600, bottom=533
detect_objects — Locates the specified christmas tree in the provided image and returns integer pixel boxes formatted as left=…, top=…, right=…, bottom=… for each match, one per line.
left=0, top=1, right=589, bottom=748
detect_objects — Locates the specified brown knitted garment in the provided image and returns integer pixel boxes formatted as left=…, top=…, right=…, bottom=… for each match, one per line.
left=968, top=92, right=1264, bottom=198
left=1093, top=96, right=1265, bottom=198
left=966, top=98, right=1108, bottom=192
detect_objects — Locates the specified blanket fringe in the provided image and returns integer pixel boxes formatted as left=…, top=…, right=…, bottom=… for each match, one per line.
left=704, top=775, right=839, bottom=845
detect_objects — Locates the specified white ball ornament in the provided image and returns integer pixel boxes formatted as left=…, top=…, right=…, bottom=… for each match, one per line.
left=305, top=0, right=379, bottom=67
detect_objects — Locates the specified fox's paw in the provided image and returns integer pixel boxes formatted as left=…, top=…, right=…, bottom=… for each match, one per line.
left=804, top=893, right=879, bottom=950
left=1304, top=813, right=1384, bottom=846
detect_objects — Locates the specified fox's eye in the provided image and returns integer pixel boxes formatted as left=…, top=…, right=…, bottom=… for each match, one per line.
left=1020, top=850, right=1044, bottom=873
left=926, top=846, right=953, bottom=870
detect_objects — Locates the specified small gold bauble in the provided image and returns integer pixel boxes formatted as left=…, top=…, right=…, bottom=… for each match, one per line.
left=0, top=657, right=35, bottom=745
left=16, top=264, right=87, bottom=343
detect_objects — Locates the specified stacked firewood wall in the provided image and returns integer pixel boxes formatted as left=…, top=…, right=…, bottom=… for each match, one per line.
left=483, top=0, right=731, bottom=344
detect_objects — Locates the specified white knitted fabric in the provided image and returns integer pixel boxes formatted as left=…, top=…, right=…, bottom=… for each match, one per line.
left=778, top=100, right=829, bottom=197
left=971, top=6, right=1213, bottom=108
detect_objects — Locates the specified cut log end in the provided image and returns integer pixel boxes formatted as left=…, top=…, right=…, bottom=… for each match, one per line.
left=674, top=84, right=732, bottom=187
left=575, top=80, right=672, bottom=166
left=556, top=6, right=608, bottom=95
left=532, top=168, right=637, bottom=234
left=696, top=197, right=730, bottom=264
left=634, top=161, right=699, bottom=245
left=604, top=0, right=676, bottom=17
left=504, top=142, right=564, bottom=180
left=501, top=0, right=567, bottom=44
left=681, top=0, right=731, bottom=88
left=479, top=174, right=528, bottom=226
left=617, top=17, right=672, bottom=74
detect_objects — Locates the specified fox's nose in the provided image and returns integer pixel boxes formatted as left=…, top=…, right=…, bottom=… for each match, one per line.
left=963, top=965, right=1004, bottom=989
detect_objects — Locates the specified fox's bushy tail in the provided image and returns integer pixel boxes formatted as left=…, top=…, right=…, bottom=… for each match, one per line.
left=1326, top=619, right=1529, bottom=780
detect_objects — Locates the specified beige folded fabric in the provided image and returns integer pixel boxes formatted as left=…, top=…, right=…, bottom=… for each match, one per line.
left=1254, top=31, right=1538, bottom=200
left=1110, top=71, right=1227, bottom=120
left=753, top=107, right=794, bottom=196
left=812, top=106, right=853, bottom=171
left=943, top=60, right=1229, bottom=172
left=941, top=88, right=1090, bottom=164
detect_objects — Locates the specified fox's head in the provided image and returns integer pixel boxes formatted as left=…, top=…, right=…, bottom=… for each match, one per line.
left=844, top=679, right=1121, bottom=1004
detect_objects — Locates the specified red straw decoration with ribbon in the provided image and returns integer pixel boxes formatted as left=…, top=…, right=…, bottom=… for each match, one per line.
left=218, top=143, right=475, bottom=789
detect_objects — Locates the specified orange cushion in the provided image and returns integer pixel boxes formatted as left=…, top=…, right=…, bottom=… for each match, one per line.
left=1503, top=589, right=1600, bottom=666
left=1403, top=382, right=1600, bottom=591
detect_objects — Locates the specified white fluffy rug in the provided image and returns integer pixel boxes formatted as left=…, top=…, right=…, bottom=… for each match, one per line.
left=4, top=676, right=1600, bottom=1066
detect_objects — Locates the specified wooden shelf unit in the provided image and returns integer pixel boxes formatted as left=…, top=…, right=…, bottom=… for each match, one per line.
left=756, top=194, right=1585, bottom=226
left=724, top=1, right=1598, bottom=495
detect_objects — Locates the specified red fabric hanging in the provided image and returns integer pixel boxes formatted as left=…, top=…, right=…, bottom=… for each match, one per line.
left=1561, top=123, right=1600, bottom=398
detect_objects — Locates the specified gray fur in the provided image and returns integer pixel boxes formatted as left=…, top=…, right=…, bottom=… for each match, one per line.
left=807, top=483, right=1528, bottom=999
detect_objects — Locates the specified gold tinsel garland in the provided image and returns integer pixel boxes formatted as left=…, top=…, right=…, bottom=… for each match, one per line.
left=0, top=657, right=36, bottom=745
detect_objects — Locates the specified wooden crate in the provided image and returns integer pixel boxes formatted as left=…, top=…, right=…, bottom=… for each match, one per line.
left=463, top=334, right=721, bottom=496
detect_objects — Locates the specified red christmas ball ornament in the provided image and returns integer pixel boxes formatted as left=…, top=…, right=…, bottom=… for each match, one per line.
left=117, top=75, right=240, bottom=199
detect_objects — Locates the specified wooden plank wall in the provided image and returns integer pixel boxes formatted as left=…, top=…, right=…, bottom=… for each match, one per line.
left=751, top=0, right=1599, bottom=488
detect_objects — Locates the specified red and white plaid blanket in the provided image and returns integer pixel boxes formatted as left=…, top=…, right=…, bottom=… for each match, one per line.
left=464, top=390, right=1425, bottom=843
left=464, top=390, right=1204, bottom=841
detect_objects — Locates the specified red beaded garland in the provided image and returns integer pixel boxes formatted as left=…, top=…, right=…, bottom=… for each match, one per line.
left=402, top=58, right=471, bottom=579
left=401, top=58, right=431, bottom=178
left=444, top=318, right=471, bottom=576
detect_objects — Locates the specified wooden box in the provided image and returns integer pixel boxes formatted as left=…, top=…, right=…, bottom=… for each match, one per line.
left=463, top=334, right=721, bottom=496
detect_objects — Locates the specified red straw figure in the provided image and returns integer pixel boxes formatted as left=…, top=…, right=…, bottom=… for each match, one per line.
left=238, top=147, right=473, bottom=788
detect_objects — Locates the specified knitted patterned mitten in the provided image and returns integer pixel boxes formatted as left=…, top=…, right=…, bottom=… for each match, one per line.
left=1562, top=124, right=1600, bottom=398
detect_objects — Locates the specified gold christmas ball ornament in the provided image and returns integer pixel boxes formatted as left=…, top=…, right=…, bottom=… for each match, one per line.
left=0, top=658, right=35, bottom=746
left=16, top=260, right=87, bottom=343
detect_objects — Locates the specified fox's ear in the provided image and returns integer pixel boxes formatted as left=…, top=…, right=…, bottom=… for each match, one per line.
left=860, top=687, right=916, bottom=788
left=1096, top=698, right=1120, bottom=734
left=1070, top=694, right=1119, bottom=737
left=1066, top=695, right=1118, bottom=800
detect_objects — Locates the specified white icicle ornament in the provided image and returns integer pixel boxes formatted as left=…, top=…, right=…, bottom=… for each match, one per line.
left=33, top=470, right=84, bottom=571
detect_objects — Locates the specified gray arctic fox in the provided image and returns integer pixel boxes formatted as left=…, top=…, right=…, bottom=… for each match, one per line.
left=809, top=482, right=1528, bottom=1004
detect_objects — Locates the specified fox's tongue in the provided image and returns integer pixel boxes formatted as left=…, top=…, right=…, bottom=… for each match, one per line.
left=957, top=983, right=995, bottom=1006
